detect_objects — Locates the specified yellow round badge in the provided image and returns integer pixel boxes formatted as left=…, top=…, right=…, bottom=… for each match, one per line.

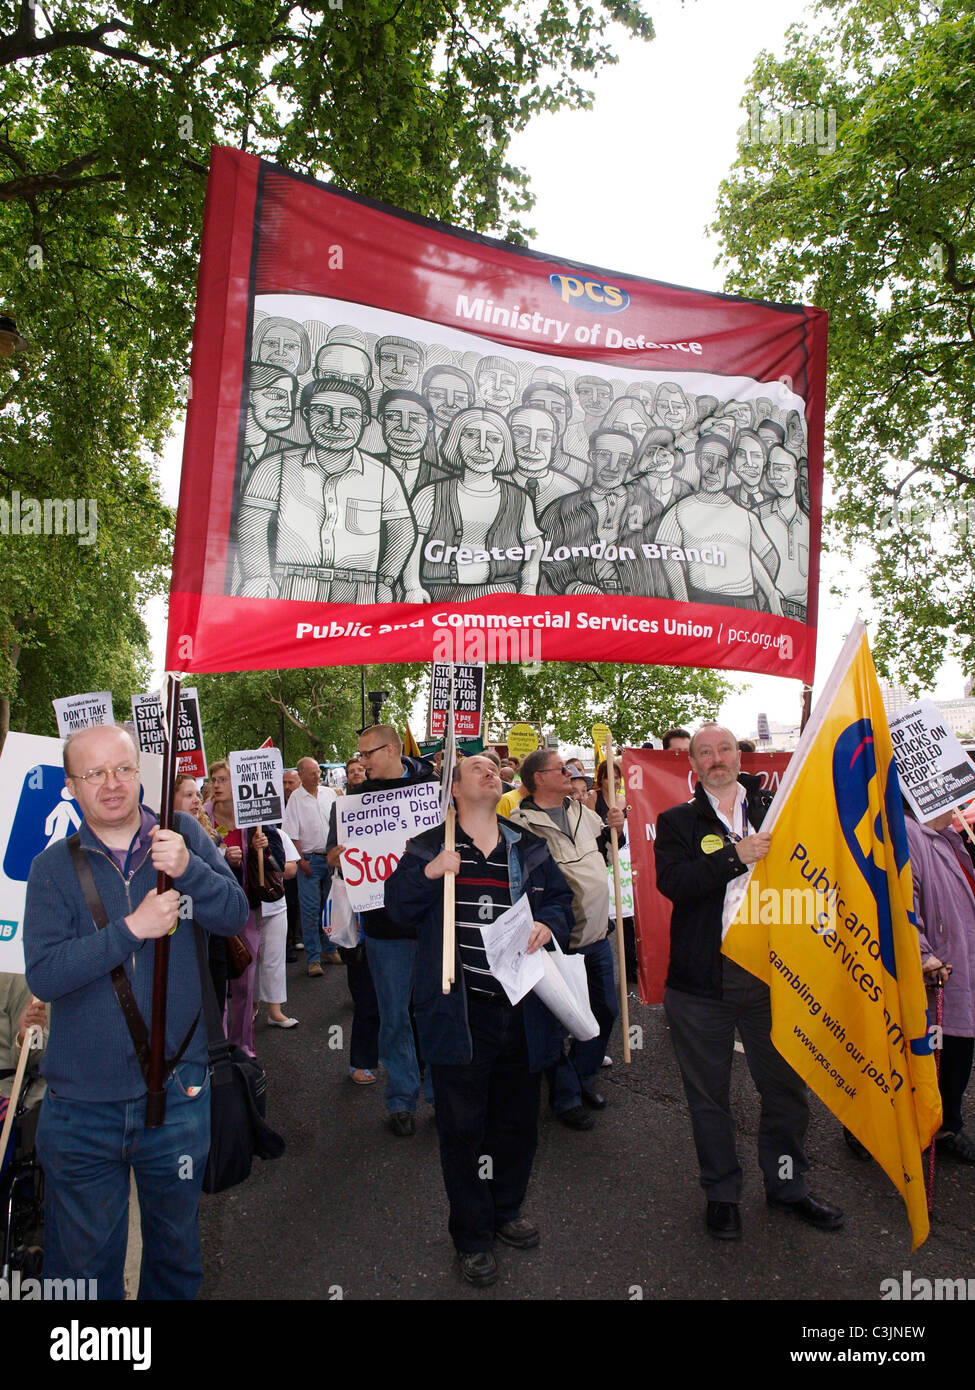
left=700, top=834, right=725, bottom=854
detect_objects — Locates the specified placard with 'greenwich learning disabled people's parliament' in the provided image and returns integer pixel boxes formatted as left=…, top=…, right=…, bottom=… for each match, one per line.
left=167, top=147, right=826, bottom=684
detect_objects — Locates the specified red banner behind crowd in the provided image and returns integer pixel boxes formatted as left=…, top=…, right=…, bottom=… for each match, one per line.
left=167, top=147, right=826, bottom=681
left=623, top=748, right=792, bottom=1004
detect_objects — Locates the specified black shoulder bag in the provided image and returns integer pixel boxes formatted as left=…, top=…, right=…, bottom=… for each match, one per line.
left=191, top=925, right=285, bottom=1193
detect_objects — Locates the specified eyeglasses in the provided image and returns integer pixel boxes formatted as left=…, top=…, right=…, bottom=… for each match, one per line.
left=358, top=742, right=390, bottom=758
left=543, top=763, right=570, bottom=776
left=68, top=764, right=140, bottom=785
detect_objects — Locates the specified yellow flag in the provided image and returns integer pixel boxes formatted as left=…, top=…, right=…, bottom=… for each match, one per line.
left=403, top=722, right=422, bottom=760
left=723, top=621, right=941, bottom=1248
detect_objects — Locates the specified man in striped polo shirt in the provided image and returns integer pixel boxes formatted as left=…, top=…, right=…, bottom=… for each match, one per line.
left=385, top=755, right=573, bottom=1288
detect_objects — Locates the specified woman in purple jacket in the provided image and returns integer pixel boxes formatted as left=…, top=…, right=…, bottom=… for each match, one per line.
left=905, top=810, right=975, bottom=1162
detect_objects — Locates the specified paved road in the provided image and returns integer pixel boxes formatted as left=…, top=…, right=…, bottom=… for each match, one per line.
left=199, top=952, right=974, bottom=1304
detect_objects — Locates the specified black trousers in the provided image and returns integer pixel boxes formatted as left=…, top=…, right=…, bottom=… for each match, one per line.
left=338, top=943, right=380, bottom=1070
left=940, top=1034, right=975, bottom=1135
left=430, top=995, right=541, bottom=1253
left=664, top=957, right=809, bottom=1202
left=284, top=877, right=301, bottom=952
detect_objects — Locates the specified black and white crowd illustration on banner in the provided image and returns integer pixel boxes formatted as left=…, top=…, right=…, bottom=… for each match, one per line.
left=228, top=298, right=811, bottom=621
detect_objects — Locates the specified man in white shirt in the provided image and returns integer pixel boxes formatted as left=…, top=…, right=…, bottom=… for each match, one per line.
left=282, top=756, right=339, bottom=975
left=235, top=378, right=418, bottom=604
left=758, top=446, right=810, bottom=622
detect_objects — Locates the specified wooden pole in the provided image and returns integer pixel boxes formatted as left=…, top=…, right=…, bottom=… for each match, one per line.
left=0, top=1024, right=42, bottom=1169
left=605, top=734, right=631, bottom=1064
left=955, top=801, right=975, bottom=848
left=147, top=673, right=181, bottom=1128
left=926, top=981, right=945, bottom=1214
left=257, top=824, right=265, bottom=887
left=442, top=804, right=456, bottom=994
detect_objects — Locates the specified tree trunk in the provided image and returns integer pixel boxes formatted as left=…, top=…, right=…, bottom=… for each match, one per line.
left=0, top=639, right=20, bottom=753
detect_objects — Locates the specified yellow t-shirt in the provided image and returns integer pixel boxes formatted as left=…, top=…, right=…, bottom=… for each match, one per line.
left=496, top=787, right=527, bottom=819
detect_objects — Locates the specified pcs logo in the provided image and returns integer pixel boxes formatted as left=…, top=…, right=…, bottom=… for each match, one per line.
left=548, top=273, right=630, bottom=314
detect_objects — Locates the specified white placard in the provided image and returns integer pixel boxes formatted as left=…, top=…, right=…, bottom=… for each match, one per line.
left=338, top=781, right=443, bottom=912
left=229, top=747, right=284, bottom=827
left=477, top=894, right=545, bottom=1004
left=131, top=687, right=208, bottom=780
left=889, top=699, right=975, bottom=821
left=609, top=842, right=634, bottom=917
left=428, top=661, right=485, bottom=740
left=52, top=691, right=114, bottom=738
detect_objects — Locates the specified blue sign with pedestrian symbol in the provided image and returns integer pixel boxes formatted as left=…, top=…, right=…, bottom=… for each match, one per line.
left=3, top=765, right=82, bottom=883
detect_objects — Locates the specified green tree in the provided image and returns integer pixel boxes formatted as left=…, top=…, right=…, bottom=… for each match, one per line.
left=192, top=663, right=426, bottom=764
left=0, top=0, right=655, bottom=739
left=483, top=661, right=735, bottom=749
left=712, top=0, right=975, bottom=689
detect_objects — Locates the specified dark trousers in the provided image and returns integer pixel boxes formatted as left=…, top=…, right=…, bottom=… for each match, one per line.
left=664, top=957, right=809, bottom=1203
left=285, top=877, right=301, bottom=953
left=430, top=995, right=541, bottom=1253
left=940, top=1034, right=975, bottom=1135
left=339, top=943, right=380, bottom=1070
left=546, top=934, right=618, bottom=1113
left=208, top=940, right=229, bottom=1024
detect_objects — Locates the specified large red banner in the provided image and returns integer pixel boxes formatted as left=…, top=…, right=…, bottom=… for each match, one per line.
left=623, top=748, right=792, bottom=1004
left=167, top=147, right=826, bottom=680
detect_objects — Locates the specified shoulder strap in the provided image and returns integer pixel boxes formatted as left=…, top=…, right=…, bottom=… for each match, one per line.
left=66, top=834, right=198, bottom=1086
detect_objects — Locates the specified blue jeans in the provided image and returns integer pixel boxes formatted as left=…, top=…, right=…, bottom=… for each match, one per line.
left=547, top=935, right=619, bottom=1115
left=37, top=1063, right=212, bottom=1300
left=364, top=936, right=434, bottom=1113
left=296, top=853, right=330, bottom=963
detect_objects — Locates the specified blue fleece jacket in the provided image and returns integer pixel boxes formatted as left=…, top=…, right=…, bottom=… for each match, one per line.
left=24, top=810, right=248, bottom=1101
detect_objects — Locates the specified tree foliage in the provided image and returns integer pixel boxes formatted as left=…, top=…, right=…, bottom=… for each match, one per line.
left=0, top=0, right=654, bottom=738
left=712, top=0, right=975, bottom=688
left=192, top=663, right=426, bottom=764
left=484, top=661, right=735, bottom=749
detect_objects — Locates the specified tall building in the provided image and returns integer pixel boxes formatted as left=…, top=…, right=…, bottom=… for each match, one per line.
left=877, top=679, right=916, bottom=718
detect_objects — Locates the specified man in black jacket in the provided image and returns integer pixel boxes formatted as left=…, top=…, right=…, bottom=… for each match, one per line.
left=655, top=724, right=843, bottom=1240
left=327, top=725, right=438, bottom=1136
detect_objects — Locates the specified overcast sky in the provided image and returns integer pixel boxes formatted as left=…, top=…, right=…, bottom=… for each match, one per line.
left=149, top=0, right=964, bottom=739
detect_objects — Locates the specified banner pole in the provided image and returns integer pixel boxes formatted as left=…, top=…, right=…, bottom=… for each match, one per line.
left=926, top=981, right=944, bottom=1214
left=0, top=1023, right=42, bottom=1179
left=147, top=672, right=181, bottom=1128
left=605, top=734, right=631, bottom=1064
left=442, top=804, right=456, bottom=993
left=956, top=803, right=975, bottom=848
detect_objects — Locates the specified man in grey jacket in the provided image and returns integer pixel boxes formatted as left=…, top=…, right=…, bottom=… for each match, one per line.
left=509, top=749, right=624, bottom=1129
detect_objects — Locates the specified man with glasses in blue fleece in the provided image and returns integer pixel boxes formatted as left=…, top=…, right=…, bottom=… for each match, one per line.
left=24, top=723, right=248, bottom=1299
left=327, top=725, right=438, bottom=1137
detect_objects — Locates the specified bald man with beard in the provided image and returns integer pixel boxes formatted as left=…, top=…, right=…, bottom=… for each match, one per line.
left=655, top=724, right=843, bottom=1241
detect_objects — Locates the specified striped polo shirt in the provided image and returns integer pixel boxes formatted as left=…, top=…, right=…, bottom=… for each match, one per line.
left=455, top=826, right=513, bottom=999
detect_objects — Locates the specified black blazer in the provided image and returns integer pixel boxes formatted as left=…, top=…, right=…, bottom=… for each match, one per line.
left=654, top=774, right=772, bottom=998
